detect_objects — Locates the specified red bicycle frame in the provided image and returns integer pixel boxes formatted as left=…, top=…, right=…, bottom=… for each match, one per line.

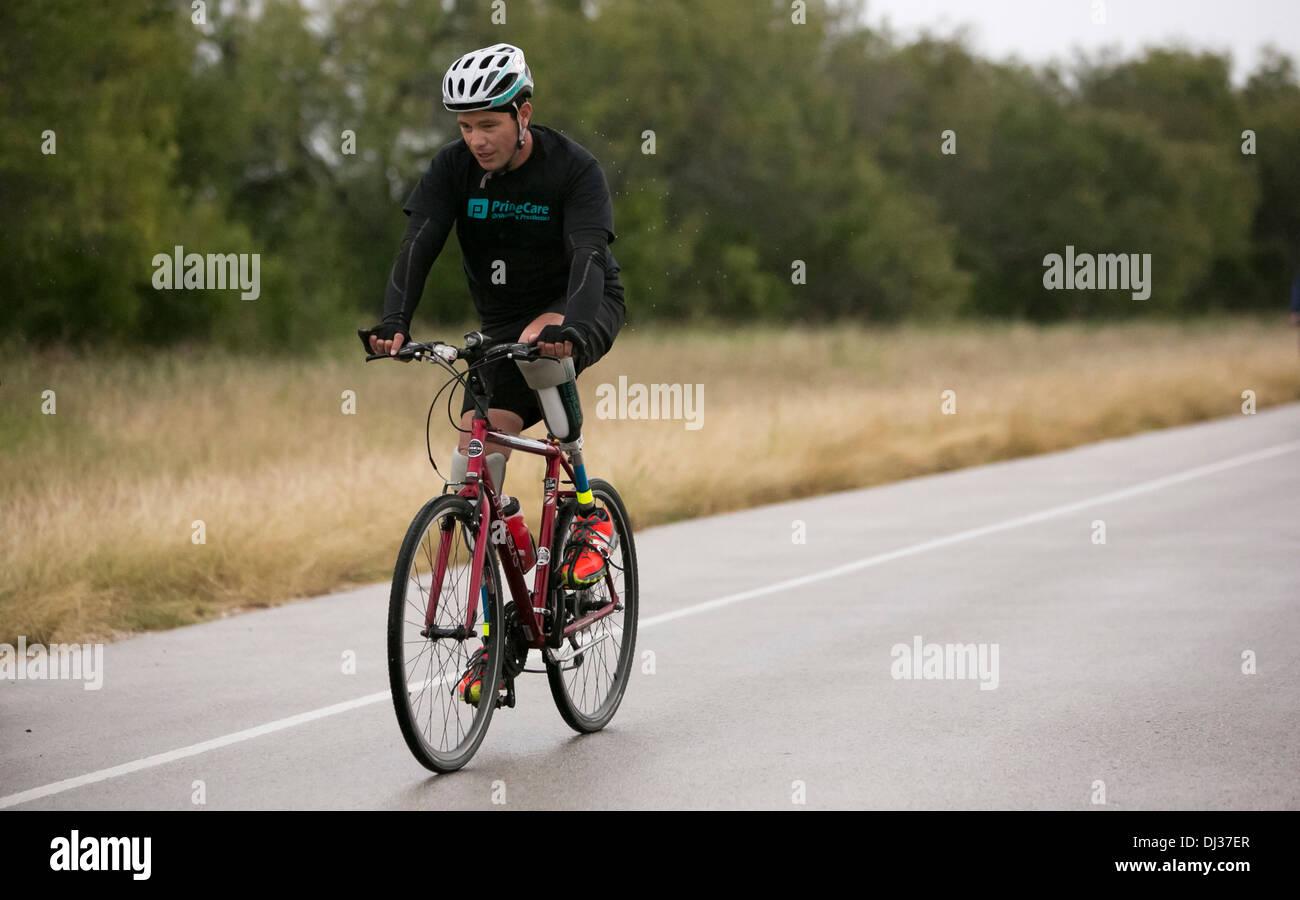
left=423, top=413, right=620, bottom=650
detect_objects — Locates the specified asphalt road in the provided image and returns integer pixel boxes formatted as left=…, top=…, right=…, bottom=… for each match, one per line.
left=3, top=404, right=1298, bottom=810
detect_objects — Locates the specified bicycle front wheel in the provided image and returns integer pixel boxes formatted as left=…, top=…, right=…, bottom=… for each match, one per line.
left=546, top=478, right=639, bottom=733
left=387, top=495, right=504, bottom=773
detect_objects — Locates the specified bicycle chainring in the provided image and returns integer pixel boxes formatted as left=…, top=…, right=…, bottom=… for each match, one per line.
left=500, top=601, right=530, bottom=680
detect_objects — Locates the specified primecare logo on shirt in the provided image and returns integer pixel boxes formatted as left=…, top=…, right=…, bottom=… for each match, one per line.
left=49, top=830, right=151, bottom=880
left=467, top=198, right=551, bottom=221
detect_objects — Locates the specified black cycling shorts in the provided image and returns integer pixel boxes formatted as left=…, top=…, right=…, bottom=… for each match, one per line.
left=460, top=296, right=626, bottom=430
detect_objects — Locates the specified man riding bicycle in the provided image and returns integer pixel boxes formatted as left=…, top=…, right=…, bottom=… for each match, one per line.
left=361, top=44, right=625, bottom=621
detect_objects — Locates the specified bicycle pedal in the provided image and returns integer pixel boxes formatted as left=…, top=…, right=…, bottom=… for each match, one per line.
left=495, top=679, right=516, bottom=709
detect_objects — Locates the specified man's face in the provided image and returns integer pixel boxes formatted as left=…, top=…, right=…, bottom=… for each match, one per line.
left=457, top=103, right=529, bottom=169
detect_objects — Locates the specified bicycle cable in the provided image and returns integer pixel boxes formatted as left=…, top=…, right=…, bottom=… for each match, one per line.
left=445, top=347, right=555, bottom=436
left=417, top=351, right=470, bottom=488
left=419, top=343, right=553, bottom=487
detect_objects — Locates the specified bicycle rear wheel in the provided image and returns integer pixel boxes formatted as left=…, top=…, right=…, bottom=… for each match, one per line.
left=545, top=478, right=639, bottom=733
left=387, top=495, right=504, bottom=773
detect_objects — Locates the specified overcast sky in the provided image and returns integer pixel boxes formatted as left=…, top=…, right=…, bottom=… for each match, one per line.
left=859, top=0, right=1298, bottom=81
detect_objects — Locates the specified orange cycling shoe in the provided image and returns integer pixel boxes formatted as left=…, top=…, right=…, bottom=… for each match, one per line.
left=559, top=506, right=618, bottom=589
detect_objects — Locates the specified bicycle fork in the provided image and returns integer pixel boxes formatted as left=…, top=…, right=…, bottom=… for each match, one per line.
left=421, top=495, right=492, bottom=639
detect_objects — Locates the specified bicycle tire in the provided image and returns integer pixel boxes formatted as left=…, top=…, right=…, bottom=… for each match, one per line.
left=545, top=478, right=639, bottom=733
left=387, top=494, right=505, bottom=773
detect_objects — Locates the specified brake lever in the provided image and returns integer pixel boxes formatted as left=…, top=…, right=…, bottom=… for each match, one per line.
left=367, top=341, right=454, bottom=363
left=502, top=342, right=547, bottom=361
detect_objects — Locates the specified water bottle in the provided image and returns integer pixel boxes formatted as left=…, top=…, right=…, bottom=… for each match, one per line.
left=500, top=495, right=537, bottom=572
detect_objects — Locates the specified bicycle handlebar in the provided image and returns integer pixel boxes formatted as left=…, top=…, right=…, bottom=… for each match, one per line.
left=360, top=330, right=548, bottom=366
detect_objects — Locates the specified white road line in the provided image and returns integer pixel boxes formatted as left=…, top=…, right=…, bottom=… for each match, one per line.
left=0, top=691, right=389, bottom=810
left=640, top=438, right=1300, bottom=628
left=4, top=437, right=1297, bottom=809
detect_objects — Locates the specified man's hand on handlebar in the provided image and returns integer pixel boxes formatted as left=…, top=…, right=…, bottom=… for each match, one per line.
left=535, top=325, right=571, bottom=360
left=520, top=314, right=570, bottom=360
left=523, top=317, right=588, bottom=362
left=372, top=331, right=405, bottom=357
left=359, top=323, right=409, bottom=359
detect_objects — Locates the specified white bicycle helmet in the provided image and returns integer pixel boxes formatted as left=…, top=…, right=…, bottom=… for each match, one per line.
left=442, top=44, right=534, bottom=112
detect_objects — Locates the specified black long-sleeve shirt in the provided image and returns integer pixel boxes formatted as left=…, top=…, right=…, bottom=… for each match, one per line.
left=382, top=123, right=625, bottom=348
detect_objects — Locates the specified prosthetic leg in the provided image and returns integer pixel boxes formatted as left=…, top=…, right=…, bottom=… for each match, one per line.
left=514, top=355, right=595, bottom=510
left=446, top=447, right=507, bottom=494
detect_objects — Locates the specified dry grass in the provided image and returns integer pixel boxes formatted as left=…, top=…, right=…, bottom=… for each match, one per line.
left=3, top=316, right=1297, bottom=644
